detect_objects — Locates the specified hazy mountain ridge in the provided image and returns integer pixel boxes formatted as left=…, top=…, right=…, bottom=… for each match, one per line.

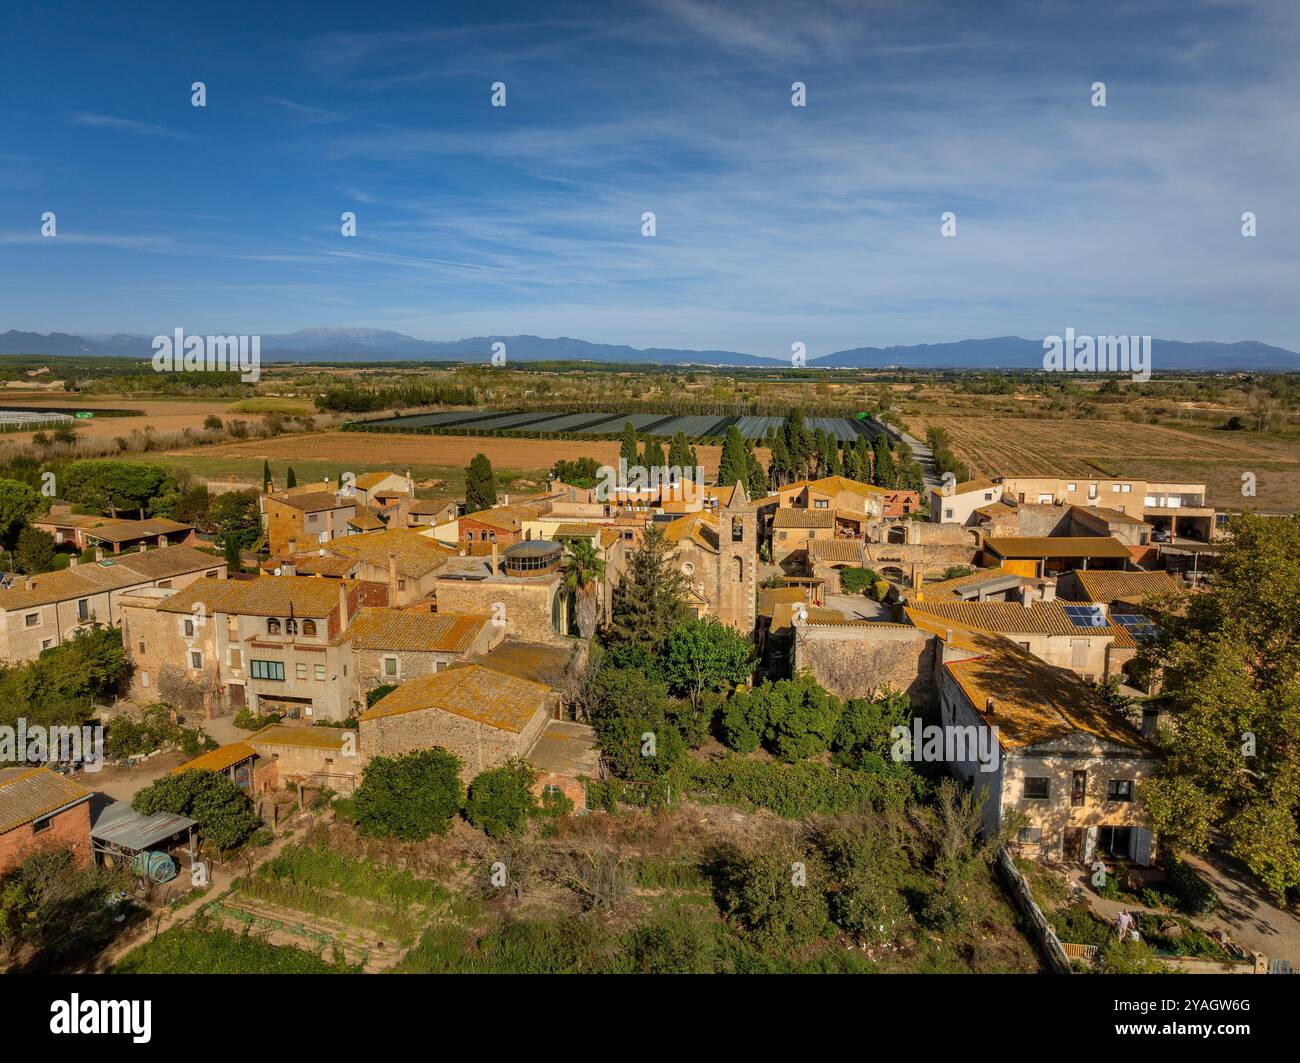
left=0, top=328, right=1295, bottom=370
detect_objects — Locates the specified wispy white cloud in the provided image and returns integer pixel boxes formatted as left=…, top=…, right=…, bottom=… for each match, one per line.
left=68, top=112, right=193, bottom=140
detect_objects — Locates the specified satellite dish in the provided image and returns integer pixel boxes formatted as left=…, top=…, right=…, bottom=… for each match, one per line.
left=319, top=548, right=326, bottom=556
left=273, top=567, right=282, bottom=576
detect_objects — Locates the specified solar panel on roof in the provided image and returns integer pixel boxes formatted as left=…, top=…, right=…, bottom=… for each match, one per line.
left=1111, top=613, right=1159, bottom=641
left=1063, top=604, right=1108, bottom=628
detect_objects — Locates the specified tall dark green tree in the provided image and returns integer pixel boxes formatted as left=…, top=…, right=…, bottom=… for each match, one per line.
left=641, top=438, right=666, bottom=473
left=668, top=431, right=694, bottom=470
left=872, top=436, right=897, bottom=488
left=717, top=426, right=748, bottom=489
left=609, top=524, right=690, bottom=656
left=620, top=420, right=640, bottom=469
left=262, top=460, right=272, bottom=492
left=285, top=467, right=297, bottom=489
left=766, top=429, right=792, bottom=487
left=465, top=453, right=498, bottom=512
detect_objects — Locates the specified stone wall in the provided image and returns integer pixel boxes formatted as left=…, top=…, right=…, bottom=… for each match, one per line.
left=794, top=623, right=937, bottom=705
left=434, top=577, right=564, bottom=644
left=361, top=704, right=549, bottom=781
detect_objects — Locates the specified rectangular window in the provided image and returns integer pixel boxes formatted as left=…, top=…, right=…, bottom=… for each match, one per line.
left=1023, top=777, right=1050, bottom=800
left=384, top=656, right=398, bottom=678
left=813, top=499, right=828, bottom=508
left=206, top=569, right=219, bottom=578
left=1107, top=779, right=1134, bottom=802
left=24, top=612, right=39, bottom=628
left=229, top=648, right=242, bottom=669
left=32, top=815, right=52, bottom=834
left=138, top=641, right=146, bottom=654
left=1018, top=827, right=1042, bottom=844
left=250, top=659, right=285, bottom=681
left=943, top=508, right=953, bottom=520
left=1067, top=482, right=1077, bottom=492
left=1072, top=769, right=1087, bottom=807
left=315, top=664, right=326, bottom=681
left=397, top=578, right=407, bottom=591
left=184, top=619, right=195, bottom=637
left=77, top=598, right=89, bottom=622
left=189, top=651, right=202, bottom=669
left=296, top=663, right=308, bottom=680
left=42, top=639, right=53, bottom=650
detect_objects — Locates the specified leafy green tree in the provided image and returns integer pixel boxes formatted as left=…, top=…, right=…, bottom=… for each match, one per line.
left=662, top=616, right=754, bottom=707
left=608, top=524, right=689, bottom=656
left=134, top=770, right=260, bottom=852
left=722, top=673, right=843, bottom=761
left=832, top=689, right=911, bottom=770
left=588, top=666, right=686, bottom=781
left=208, top=490, right=260, bottom=561
left=203, top=414, right=224, bottom=431
left=721, top=845, right=830, bottom=950
left=0, top=626, right=128, bottom=730
left=465, top=760, right=539, bottom=838
left=819, top=820, right=910, bottom=944
left=0, top=479, right=41, bottom=547
left=1139, top=513, right=1300, bottom=899
left=13, top=525, right=56, bottom=574
left=465, top=453, right=498, bottom=512
left=354, top=748, right=464, bottom=840
left=62, top=461, right=169, bottom=518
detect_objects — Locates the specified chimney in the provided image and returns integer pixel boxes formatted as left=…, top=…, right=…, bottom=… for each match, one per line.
left=1019, top=585, right=1033, bottom=608
left=159, top=535, right=168, bottom=548
left=281, top=560, right=296, bottom=577
left=69, top=554, right=78, bottom=567
left=139, top=542, right=148, bottom=552
left=387, top=552, right=399, bottom=601
left=490, top=541, right=499, bottom=576
left=910, top=563, right=923, bottom=590
left=95, top=546, right=104, bottom=562
left=338, top=581, right=350, bottom=631
left=986, top=697, right=995, bottom=713
left=1041, top=578, right=1056, bottom=603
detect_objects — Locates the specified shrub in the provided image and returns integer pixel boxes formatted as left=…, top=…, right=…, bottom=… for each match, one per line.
left=720, top=847, right=831, bottom=950
left=838, top=567, right=879, bottom=594
left=353, top=749, right=464, bottom=840
left=675, top=757, right=917, bottom=818
left=465, top=760, right=538, bottom=838
left=1166, top=859, right=1219, bottom=917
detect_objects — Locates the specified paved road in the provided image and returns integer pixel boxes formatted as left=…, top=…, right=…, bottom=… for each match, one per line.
left=884, top=420, right=941, bottom=490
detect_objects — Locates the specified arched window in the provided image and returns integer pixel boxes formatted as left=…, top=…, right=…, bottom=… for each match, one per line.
left=267, top=618, right=281, bottom=634
left=731, top=516, right=744, bottom=542
left=285, top=618, right=298, bottom=636
left=731, top=555, right=743, bottom=583
left=302, top=620, right=317, bottom=637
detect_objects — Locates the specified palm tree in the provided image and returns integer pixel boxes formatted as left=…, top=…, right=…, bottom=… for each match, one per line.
left=562, top=538, right=606, bottom=639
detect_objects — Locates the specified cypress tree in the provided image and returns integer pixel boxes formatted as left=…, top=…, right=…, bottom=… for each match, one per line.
left=717, top=426, right=748, bottom=488
left=465, top=453, right=498, bottom=512
left=262, top=460, right=272, bottom=492
left=620, top=420, right=639, bottom=470
left=286, top=467, right=297, bottom=489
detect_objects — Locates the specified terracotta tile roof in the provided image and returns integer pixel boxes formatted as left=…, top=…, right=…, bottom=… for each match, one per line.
left=944, top=643, right=1148, bottom=750
left=948, top=478, right=1000, bottom=496
left=76, top=517, right=194, bottom=542
left=770, top=602, right=854, bottom=631
left=464, top=640, right=575, bottom=684
left=1075, top=505, right=1149, bottom=526
left=527, top=720, right=601, bottom=777
left=663, top=511, right=718, bottom=550
left=553, top=523, right=603, bottom=538
left=0, top=544, right=221, bottom=610
left=773, top=509, right=836, bottom=529
left=0, top=767, right=93, bottom=834
left=347, top=510, right=385, bottom=531
left=984, top=535, right=1132, bottom=559
left=339, top=607, right=489, bottom=652
left=359, top=664, right=551, bottom=732
left=806, top=539, right=866, bottom=562
left=268, top=490, right=353, bottom=513
left=462, top=500, right=552, bottom=531
left=172, top=742, right=257, bottom=775
left=353, top=471, right=400, bottom=491
left=599, top=528, right=620, bottom=548
left=158, top=575, right=356, bottom=618
left=279, top=555, right=356, bottom=577
left=249, top=725, right=348, bottom=751
left=1065, top=569, right=1184, bottom=604
left=323, top=528, right=453, bottom=578
left=907, top=600, right=1134, bottom=644
left=808, top=475, right=885, bottom=497
left=408, top=498, right=454, bottom=515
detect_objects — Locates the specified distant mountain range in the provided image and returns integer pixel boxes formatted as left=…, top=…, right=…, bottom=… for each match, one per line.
left=1, top=328, right=1296, bottom=371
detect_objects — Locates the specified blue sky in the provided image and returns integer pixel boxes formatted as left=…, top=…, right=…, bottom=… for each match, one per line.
left=1, top=0, right=1298, bottom=356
